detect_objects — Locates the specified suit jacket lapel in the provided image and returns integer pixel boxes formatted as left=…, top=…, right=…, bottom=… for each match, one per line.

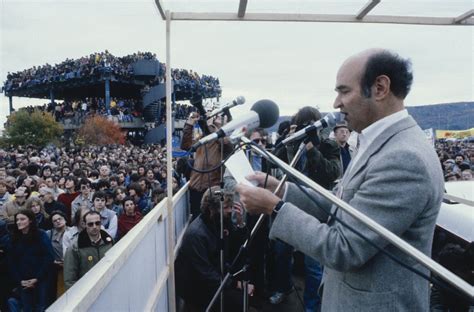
left=341, top=116, right=418, bottom=188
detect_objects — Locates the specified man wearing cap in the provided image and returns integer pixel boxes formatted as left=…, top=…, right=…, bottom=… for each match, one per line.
left=0, top=187, right=27, bottom=224
left=333, top=122, right=357, bottom=174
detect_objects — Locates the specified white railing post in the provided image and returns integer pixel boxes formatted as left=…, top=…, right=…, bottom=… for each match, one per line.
left=165, top=9, right=176, bottom=312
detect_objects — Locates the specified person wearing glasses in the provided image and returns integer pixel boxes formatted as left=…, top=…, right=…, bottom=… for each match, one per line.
left=63, top=211, right=113, bottom=289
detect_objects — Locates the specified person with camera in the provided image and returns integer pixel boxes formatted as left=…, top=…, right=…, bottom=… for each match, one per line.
left=175, top=186, right=253, bottom=311
left=269, top=107, right=341, bottom=310
left=180, top=108, right=233, bottom=220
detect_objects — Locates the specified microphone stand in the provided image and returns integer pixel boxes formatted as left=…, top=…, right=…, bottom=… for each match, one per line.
left=218, top=113, right=225, bottom=312
left=206, top=139, right=307, bottom=312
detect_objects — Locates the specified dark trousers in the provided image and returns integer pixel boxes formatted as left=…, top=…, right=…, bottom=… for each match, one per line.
left=12, top=280, right=49, bottom=312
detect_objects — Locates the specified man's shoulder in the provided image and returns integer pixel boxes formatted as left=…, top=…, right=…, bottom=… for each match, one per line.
left=184, top=217, right=211, bottom=241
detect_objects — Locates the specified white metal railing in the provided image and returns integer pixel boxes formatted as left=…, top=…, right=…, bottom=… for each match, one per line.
left=48, top=183, right=190, bottom=312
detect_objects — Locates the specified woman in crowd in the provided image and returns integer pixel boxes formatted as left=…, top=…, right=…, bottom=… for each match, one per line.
left=7, top=209, right=54, bottom=312
left=117, top=197, right=142, bottom=239
left=46, top=211, right=72, bottom=301
left=25, top=197, right=51, bottom=230
left=111, top=186, right=127, bottom=216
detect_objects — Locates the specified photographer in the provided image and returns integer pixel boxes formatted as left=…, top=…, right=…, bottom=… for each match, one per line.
left=180, top=110, right=233, bottom=220
left=269, top=106, right=340, bottom=309
left=175, top=186, right=253, bottom=311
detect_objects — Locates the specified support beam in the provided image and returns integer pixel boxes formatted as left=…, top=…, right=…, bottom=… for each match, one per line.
left=170, top=12, right=474, bottom=26
left=154, top=0, right=166, bottom=20
left=49, top=88, right=55, bottom=104
left=165, top=9, right=177, bottom=312
left=237, top=0, right=248, bottom=18
left=454, top=9, right=474, bottom=24
left=356, top=0, right=381, bottom=20
left=9, top=96, right=13, bottom=114
left=104, top=79, right=111, bottom=112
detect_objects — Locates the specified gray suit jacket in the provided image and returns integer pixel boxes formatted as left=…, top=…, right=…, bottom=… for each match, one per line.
left=269, top=116, right=444, bottom=312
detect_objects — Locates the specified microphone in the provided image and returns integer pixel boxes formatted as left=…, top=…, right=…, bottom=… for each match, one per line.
left=190, top=99, right=279, bottom=152
left=207, top=96, right=246, bottom=119
left=281, top=112, right=337, bottom=145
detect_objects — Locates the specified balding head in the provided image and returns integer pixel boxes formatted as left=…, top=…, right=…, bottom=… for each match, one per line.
left=334, top=49, right=413, bottom=132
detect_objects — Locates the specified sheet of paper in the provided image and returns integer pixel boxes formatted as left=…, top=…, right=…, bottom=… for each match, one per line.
left=226, top=150, right=257, bottom=187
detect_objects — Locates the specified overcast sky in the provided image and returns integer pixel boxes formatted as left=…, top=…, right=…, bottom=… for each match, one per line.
left=1, top=0, right=472, bottom=127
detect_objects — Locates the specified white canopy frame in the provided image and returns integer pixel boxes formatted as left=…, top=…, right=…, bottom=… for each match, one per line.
left=156, top=2, right=474, bottom=311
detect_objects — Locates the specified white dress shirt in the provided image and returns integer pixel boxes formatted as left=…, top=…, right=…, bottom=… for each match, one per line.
left=345, top=109, right=409, bottom=177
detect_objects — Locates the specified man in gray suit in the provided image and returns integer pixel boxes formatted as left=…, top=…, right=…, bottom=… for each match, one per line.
left=236, top=49, right=444, bottom=311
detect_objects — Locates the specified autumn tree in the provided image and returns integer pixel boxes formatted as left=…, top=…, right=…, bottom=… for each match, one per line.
left=1, top=109, right=63, bottom=148
left=77, top=115, right=126, bottom=145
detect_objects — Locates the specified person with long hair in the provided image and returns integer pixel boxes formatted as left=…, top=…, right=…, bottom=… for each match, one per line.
left=25, top=197, right=51, bottom=231
left=7, top=209, right=54, bottom=312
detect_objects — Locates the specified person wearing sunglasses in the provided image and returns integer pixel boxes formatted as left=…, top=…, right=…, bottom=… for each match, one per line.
left=63, top=211, right=113, bottom=289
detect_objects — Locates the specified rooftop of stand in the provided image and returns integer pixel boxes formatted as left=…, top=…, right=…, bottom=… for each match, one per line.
left=2, top=51, right=221, bottom=101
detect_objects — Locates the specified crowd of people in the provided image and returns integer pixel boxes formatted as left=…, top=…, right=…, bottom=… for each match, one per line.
left=3, top=51, right=222, bottom=101
left=436, top=139, right=474, bottom=181
left=171, top=68, right=221, bottom=99
left=173, top=103, right=196, bottom=120
left=17, top=97, right=142, bottom=125
left=0, top=143, right=187, bottom=311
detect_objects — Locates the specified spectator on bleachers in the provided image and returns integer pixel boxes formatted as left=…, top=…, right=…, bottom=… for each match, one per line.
left=63, top=211, right=113, bottom=290
left=46, top=210, right=72, bottom=301
left=39, top=187, right=67, bottom=217
left=70, top=178, right=94, bottom=221
left=117, top=197, right=142, bottom=240
left=25, top=196, right=51, bottom=231
left=0, top=188, right=28, bottom=225
left=91, top=191, right=117, bottom=239
left=7, top=209, right=54, bottom=312
left=57, top=176, right=79, bottom=225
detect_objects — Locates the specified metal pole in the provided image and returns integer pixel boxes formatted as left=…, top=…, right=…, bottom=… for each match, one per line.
left=246, top=142, right=306, bottom=248
left=49, top=88, right=54, bottom=104
left=105, top=78, right=111, bottom=113
left=165, top=10, right=177, bottom=312
left=219, top=114, right=225, bottom=312
left=8, top=96, right=13, bottom=114
left=240, top=137, right=474, bottom=300
left=206, top=142, right=307, bottom=312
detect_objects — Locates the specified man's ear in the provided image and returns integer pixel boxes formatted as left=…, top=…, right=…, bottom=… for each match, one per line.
left=372, top=75, right=391, bottom=100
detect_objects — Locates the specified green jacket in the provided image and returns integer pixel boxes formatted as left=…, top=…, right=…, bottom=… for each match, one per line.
left=63, top=229, right=113, bottom=289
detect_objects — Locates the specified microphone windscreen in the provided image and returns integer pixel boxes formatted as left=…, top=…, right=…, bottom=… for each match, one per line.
left=235, top=96, right=246, bottom=105
left=325, top=112, right=337, bottom=127
left=251, top=99, right=280, bottom=128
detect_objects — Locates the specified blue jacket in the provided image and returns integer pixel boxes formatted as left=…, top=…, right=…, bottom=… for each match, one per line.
left=8, top=229, right=55, bottom=285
